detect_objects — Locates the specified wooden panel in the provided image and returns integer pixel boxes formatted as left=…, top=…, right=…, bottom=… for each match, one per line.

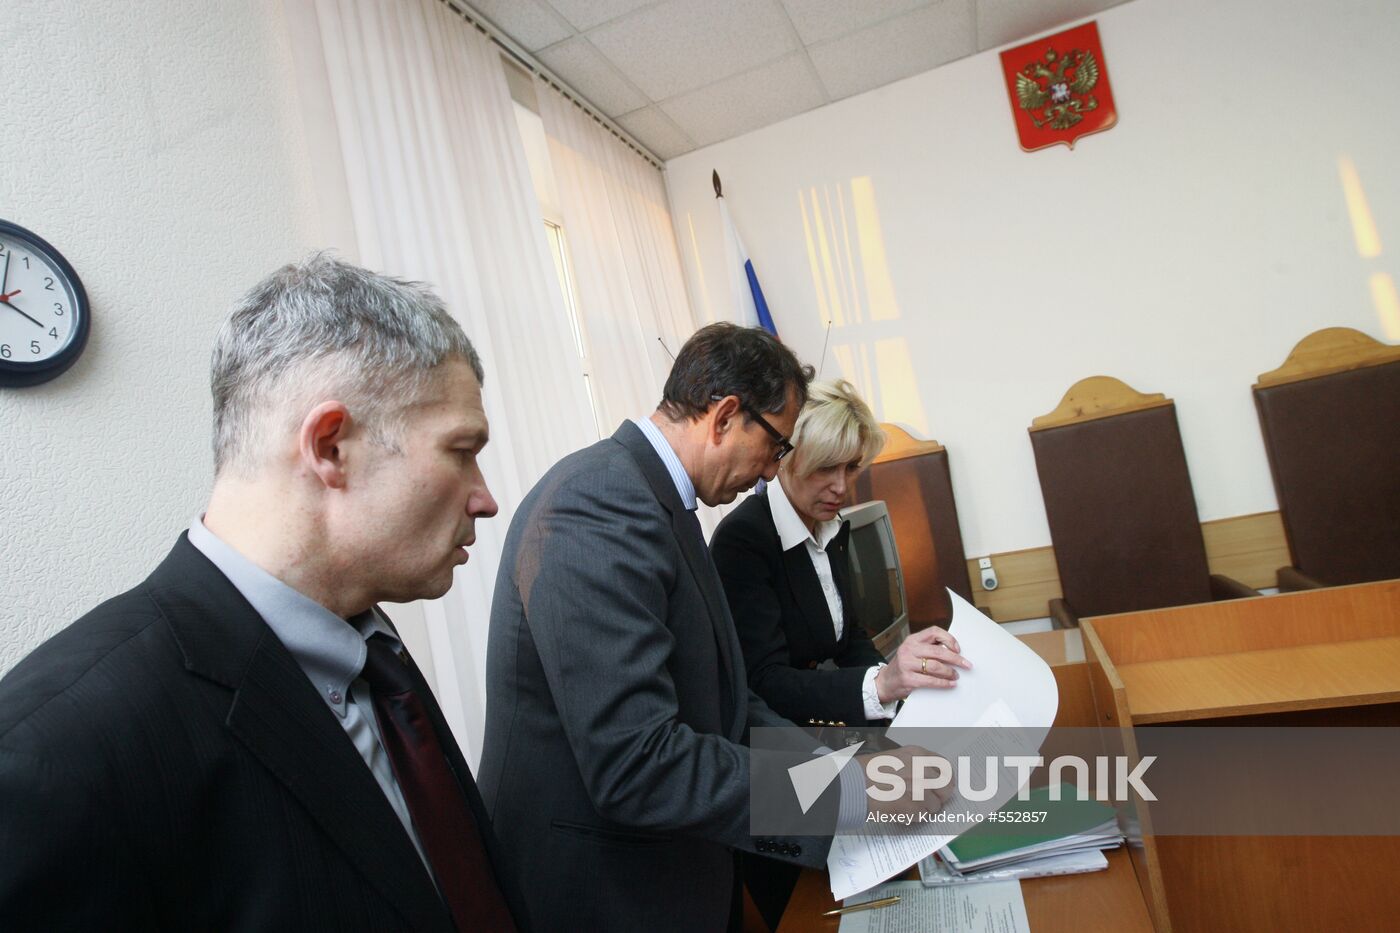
left=1157, top=836, right=1400, bottom=933
left=776, top=848, right=1153, bottom=933
left=1154, top=819, right=1400, bottom=930
left=1081, top=621, right=1174, bottom=933
left=1082, top=579, right=1400, bottom=933
left=1016, top=629, right=1085, bottom=668
left=1254, top=326, right=1400, bottom=388
left=1051, top=664, right=1097, bottom=728
left=1118, top=636, right=1400, bottom=723
left=1198, top=511, right=1289, bottom=588
left=1083, top=579, right=1400, bottom=666
left=1016, top=630, right=1099, bottom=728
left=1020, top=848, right=1155, bottom=933
left=1030, top=376, right=1170, bottom=431
left=968, top=544, right=1062, bottom=621
left=967, top=511, right=1288, bottom=623
left=873, top=423, right=944, bottom=460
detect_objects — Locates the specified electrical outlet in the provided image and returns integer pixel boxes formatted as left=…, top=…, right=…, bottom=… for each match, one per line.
left=978, top=557, right=999, bottom=591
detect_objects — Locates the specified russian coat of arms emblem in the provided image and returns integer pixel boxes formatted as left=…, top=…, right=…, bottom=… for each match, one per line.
left=1000, top=21, right=1117, bottom=152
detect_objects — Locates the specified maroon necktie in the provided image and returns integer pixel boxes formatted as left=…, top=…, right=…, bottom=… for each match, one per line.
left=361, top=635, right=516, bottom=932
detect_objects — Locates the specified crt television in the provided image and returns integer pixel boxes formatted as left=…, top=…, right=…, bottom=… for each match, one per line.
left=840, top=500, right=910, bottom=659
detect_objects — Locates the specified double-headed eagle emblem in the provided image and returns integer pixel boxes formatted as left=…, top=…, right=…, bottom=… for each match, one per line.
left=1014, top=46, right=1100, bottom=130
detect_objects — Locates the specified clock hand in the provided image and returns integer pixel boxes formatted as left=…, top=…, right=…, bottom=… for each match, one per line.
left=1, top=251, right=9, bottom=293
left=1, top=298, right=43, bottom=328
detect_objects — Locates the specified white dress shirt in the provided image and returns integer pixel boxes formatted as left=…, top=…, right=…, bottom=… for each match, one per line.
left=768, top=478, right=899, bottom=721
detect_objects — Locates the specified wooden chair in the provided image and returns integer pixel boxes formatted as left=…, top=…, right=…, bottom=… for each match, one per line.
left=1029, top=377, right=1256, bottom=628
left=851, top=424, right=973, bottom=631
left=1253, top=327, right=1400, bottom=590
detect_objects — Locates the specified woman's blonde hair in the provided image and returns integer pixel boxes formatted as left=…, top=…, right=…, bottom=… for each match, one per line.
left=783, top=379, right=886, bottom=478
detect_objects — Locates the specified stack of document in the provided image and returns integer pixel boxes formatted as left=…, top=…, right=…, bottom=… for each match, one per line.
left=920, top=784, right=1122, bottom=886
left=828, top=590, right=1062, bottom=901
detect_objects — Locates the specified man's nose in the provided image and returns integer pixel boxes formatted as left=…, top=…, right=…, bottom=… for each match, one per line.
left=472, top=474, right=499, bottom=518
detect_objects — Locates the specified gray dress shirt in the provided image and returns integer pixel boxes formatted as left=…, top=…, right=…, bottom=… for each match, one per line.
left=187, top=517, right=430, bottom=870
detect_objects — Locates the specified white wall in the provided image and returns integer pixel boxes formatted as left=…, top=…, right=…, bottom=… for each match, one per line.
left=0, top=1, right=325, bottom=671
left=665, top=0, right=1400, bottom=560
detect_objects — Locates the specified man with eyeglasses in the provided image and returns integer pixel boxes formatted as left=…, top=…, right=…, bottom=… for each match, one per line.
left=481, top=323, right=861, bottom=931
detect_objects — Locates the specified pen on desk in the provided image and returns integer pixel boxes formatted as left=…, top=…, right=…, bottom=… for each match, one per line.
left=822, top=894, right=900, bottom=916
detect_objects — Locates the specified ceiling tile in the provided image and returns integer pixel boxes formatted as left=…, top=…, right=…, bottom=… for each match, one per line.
left=544, top=0, right=657, bottom=32
left=976, top=0, right=1128, bottom=51
left=809, top=1, right=976, bottom=100
left=537, top=37, right=648, bottom=116
left=659, top=53, right=826, bottom=149
left=615, top=106, right=696, bottom=160
left=781, top=0, right=932, bottom=46
left=464, top=0, right=573, bottom=51
left=587, top=0, right=800, bottom=101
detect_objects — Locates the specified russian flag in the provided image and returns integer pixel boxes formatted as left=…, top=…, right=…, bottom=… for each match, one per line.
left=715, top=171, right=777, bottom=336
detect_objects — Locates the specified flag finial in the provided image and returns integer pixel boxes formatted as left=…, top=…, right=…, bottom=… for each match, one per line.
left=712, top=170, right=723, bottom=198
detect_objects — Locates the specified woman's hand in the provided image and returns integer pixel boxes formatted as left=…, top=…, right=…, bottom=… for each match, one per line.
left=875, top=627, right=971, bottom=704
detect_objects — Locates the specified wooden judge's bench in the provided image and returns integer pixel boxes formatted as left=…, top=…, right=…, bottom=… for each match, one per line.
left=776, top=580, right=1400, bottom=932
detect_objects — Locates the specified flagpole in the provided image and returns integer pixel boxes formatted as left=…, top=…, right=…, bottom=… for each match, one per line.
left=817, top=319, right=832, bottom=379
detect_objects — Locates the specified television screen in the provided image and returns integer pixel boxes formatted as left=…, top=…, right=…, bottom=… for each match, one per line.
left=842, top=503, right=908, bottom=655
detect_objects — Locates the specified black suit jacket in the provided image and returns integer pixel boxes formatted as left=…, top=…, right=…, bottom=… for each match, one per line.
left=0, top=534, right=525, bottom=932
left=711, top=491, right=888, bottom=728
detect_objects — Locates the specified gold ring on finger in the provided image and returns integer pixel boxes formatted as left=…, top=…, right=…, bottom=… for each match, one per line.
left=921, top=658, right=928, bottom=675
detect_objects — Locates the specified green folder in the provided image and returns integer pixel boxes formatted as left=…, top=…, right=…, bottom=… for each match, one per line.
left=943, top=783, right=1120, bottom=867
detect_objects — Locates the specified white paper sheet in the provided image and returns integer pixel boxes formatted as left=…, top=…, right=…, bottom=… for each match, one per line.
left=837, top=880, right=1030, bottom=933
left=890, top=590, right=1059, bottom=733
left=826, top=589, right=1059, bottom=900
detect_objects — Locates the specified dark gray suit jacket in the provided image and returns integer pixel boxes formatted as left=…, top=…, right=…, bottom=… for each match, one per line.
left=0, top=535, right=524, bottom=932
left=480, top=422, right=834, bottom=932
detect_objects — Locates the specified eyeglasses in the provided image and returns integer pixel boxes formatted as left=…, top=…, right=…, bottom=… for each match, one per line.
left=712, top=394, right=794, bottom=463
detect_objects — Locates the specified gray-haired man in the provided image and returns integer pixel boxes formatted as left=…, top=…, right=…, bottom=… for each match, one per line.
left=0, top=255, right=524, bottom=932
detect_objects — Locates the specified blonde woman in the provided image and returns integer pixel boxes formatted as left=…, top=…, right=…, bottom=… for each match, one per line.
left=710, top=379, right=970, bottom=926
left=711, top=379, right=970, bottom=729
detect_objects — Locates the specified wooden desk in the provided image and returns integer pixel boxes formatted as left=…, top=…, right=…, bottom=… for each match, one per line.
left=1082, top=579, right=1400, bottom=932
left=774, top=628, right=1154, bottom=932
left=777, top=848, right=1153, bottom=932
left=1116, top=635, right=1400, bottom=723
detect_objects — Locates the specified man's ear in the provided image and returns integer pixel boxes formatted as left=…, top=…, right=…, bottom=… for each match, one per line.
left=298, top=401, right=352, bottom=489
left=707, top=395, right=742, bottom=447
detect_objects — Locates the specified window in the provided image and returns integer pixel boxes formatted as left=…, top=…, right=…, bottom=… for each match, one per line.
left=543, top=221, right=603, bottom=439
left=510, top=90, right=605, bottom=440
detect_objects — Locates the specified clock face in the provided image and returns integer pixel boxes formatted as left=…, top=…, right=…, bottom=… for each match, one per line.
left=0, top=221, right=90, bottom=387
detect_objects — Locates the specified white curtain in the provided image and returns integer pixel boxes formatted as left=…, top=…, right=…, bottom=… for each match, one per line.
left=291, top=0, right=597, bottom=763
left=535, top=83, right=696, bottom=436
left=531, top=82, right=744, bottom=532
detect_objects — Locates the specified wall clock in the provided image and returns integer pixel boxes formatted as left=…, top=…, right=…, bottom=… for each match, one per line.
left=0, top=220, right=90, bottom=387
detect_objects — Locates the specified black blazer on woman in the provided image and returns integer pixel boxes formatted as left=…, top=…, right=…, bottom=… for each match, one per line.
left=711, top=491, right=888, bottom=727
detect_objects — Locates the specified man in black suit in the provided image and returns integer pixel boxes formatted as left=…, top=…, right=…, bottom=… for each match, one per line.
left=0, top=255, right=524, bottom=931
